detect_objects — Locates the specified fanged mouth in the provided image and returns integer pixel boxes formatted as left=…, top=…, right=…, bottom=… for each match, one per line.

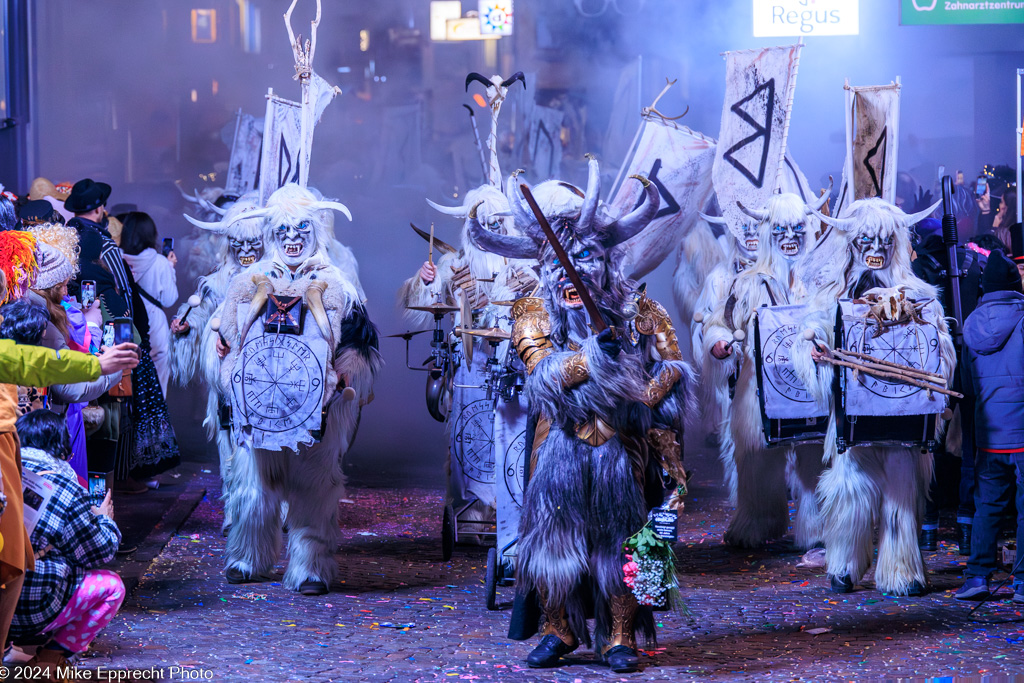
left=781, top=242, right=799, bottom=256
left=745, top=239, right=759, bottom=251
left=284, top=244, right=302, bottom=257
left=866, top=255, right=884, bottom=268
left=562, top=286, right=583, bottom=308
left=239, top=255, right=256, bottom=266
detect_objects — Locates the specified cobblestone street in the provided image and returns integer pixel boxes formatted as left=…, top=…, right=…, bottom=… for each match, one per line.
left=79, top=450, right=1024, bottom=682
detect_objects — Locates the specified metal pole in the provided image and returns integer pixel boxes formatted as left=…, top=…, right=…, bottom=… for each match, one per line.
left=1017, top=68, right=1022, bottom=226
left=942, top=176, right=964, bottom=346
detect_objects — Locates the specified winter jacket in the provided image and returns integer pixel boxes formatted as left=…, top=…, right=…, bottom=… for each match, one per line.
left=123, top=248, right=178, bottom=394
left=10, top=447, right=120, bottom=639
left=0, top=340, right=102, bottom=433
left=962, top=290, right=1024, bottom=450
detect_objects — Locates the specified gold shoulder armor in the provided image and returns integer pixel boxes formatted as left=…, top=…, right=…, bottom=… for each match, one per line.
left=634, top=293, right=682, bottom=361
left=512, top=297, right=554, bottom=374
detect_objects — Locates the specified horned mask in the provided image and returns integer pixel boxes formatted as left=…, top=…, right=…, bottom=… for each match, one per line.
left=183, top=192, right=266, bottom=268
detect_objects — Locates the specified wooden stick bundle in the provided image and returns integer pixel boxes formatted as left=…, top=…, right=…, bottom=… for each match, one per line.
left=832, top=348, right=946, bottom=385
left=818, top=355, right=962, bottom=399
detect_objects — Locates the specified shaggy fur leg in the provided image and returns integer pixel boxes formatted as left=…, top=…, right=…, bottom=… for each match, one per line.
left=587, top=441, right=650, bottom=652
left=225, top=447, right=285, bottom=577
left=786, top=444, right=826, bottom=550
left=216, top=430, right=236, bottom=533
left=725, top=446, right=789, bottom=547
left=517, top=430, right=591, bottom=646
left=281, top=441, right=345, bottom=591
left=718, top=410, right=738, bottom=507
left=874, top=448, right=931, bottom=595
left=818, top=448, right=882, bottom=585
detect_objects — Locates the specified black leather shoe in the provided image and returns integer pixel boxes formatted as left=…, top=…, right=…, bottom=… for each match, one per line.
left=299, top=579, right=329, bottom=596
left=226, top=567, right=267, bottom=584
left=919, top=528, right=938, bottom=552
left=604, top=645, right=640, bottom=673
left=958, top=524, right=972, bottom=556
left=830, top=574, right=854, bottom=594
left=905, top=580, right=928, bottom=597
left=526, top=634, right=576, bottom=668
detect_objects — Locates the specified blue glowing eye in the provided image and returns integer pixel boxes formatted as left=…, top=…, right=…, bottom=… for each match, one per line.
left=552, top=258, right=561, bottom=267
left=772, top=225, right=784, bottom=234
left=576, top=250, right=591, bottom=259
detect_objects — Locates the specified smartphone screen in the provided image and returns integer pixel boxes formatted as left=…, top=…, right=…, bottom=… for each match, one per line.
left=976, top=178, right=987, bottom=197
left=102, top=322, right=115, bottom=348
left=88, top=474, right=107, bottom=507
left=81, top=280, right=96, bottom=308
left=114, top=317, right=133, bottom=346
left=162, top=238, right=174, bottom=257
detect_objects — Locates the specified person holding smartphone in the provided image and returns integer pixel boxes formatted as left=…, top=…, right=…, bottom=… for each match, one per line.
left=118, top=212, right=178, bottom=395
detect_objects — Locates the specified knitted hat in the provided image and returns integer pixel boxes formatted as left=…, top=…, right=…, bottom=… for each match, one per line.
left=0, top=231, right=38, bottom=304
left=982, top=250, right=1023, bottom=294
left=27, top=222, right=79, bottom=278
left=34, top=242, right=74, bottom=290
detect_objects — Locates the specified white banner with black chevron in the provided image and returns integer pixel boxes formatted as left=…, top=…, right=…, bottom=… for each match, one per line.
left=713, top=44, right=803, bottom=237
left=833, top=81, right=900, bottom=216
left=609, top=118, right=717, bottom=279
left=225, top=112, right=263, bottom=197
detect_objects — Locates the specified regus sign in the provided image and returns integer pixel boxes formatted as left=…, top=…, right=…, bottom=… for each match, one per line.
left=752, top=0, right=860, bottom=37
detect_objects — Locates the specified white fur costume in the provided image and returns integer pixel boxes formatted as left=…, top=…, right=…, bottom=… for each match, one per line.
left=218, top=184, right=382, bottom=592
left=171, top=193, right=265, bottom=531
left=702, top=193, right=826, bottom=549
left=793, top=197, right=952, bottom=595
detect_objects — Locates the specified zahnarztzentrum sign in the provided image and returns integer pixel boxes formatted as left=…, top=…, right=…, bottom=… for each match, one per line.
left=901, top=0, right=1024, bottom=24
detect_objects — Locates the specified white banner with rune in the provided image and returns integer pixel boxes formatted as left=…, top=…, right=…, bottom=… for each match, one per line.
left=230, top=305, right=329, bottom=452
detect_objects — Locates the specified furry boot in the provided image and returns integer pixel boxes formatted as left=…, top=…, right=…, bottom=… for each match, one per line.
left=786, top=444, right=826, bottom=550
left=224, top=447, right=285, bottom=580
left=874, top=448, right=931, bottom=595
left=819, top=447, right=883, bottom=586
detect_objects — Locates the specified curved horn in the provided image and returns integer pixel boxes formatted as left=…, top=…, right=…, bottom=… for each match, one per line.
left=222, top=207, right=273, bottom=230
left=806, top=176, right=834, bottom=213
left=467, top=215, right=538, bottom=260
left=807, top=207, right=857, bottom=232
left=315, top=201, right=353, bottom=222
left=462, top=103, right=475, bottom=117
left=239, top=275, right=275, bottom=347
left=426, top=198, right=468, bottom=218
left=902, top=199, right=943, bottom=227
left=603, top=175, right=659, bottom=247
left=465, top=72, right=493, bottom=92
left=501, top=71, right=526, bottom=89
left=578, top=155, right=601, bottom=233
left=508, top=181, right=536, bottom=235
left=736, top=201, right=767, bottom=223
left=305, top=280, right=334, bottom=351
left=197, top=195, right=227, bottom=216
left=175, top=183, right=200, bottom=204
left=468, top=200, right=484, bottom=221
left=697, top=211, right=728, bottom=226
left=505, top=169, right=525, bottom=207
left=183, top=213, right=227, bottom=234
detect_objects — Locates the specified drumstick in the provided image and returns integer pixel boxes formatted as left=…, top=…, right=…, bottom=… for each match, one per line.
left=833, top=348, right=946, bottom=384
left=428, top=223, right=435, bottom=267
left=180, top=294, right=202, bottom=325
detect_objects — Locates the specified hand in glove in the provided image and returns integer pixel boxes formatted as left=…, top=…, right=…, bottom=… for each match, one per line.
left=597, top=328, right=621, bottom=358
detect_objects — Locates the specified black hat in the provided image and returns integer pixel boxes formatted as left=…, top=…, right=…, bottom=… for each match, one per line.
left=982, top=250, right=1023, bottom=294
left=64, top=178, right=112, bottom=214
left=18, top=199, right=64, bottom=226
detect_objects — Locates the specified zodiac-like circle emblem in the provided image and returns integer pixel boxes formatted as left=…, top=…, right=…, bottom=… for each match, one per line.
left=232, top=335, right=324, bottom=433
left=452, top=398, right=496, bottom=484
left=761, top=323, right=815, bottom=403
left=843, top=319, right=938, bottom=399
left=503, top=429, right=526, bottom=508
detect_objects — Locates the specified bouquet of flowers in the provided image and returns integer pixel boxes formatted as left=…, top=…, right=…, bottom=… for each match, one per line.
left=622, top=522, right=679, bottom=608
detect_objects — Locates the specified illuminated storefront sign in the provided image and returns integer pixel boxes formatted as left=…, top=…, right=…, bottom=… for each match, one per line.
left=430, top=1, right=462, bottom=41
left=900, top=0, right=1024, bottom=25
left=752, top=0, right=859, bottom=37
left=479, top=0, right=513, bottom=35
left=191, top=9, right=217, bottom=43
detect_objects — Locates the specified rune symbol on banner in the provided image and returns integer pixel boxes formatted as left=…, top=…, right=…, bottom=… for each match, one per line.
left=723, top=78, right=776, bottom=189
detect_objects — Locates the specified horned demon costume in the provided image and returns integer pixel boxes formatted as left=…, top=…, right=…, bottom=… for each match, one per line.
left=171, top=193, right=265, bottom=531
left=795, top=197, right=953, bottom=596
left=702, top=192, right=827, bottom=549
left=469, top=158, right=689, bottom=673
left=218, top=183, right=382, bottom=595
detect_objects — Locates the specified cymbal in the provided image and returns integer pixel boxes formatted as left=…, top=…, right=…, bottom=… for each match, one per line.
left=406, top=303, right=459, bottom=314
left=455, top=326, right=512, bottom=341
left=490, top=300, right=517, bottom=306
left=386, top=329, right=431, bottom=339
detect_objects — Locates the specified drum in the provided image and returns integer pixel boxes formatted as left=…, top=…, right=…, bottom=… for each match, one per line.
left=754, top=304, right=829, bottom=445
left=833, top=298, right=948, bottom=453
